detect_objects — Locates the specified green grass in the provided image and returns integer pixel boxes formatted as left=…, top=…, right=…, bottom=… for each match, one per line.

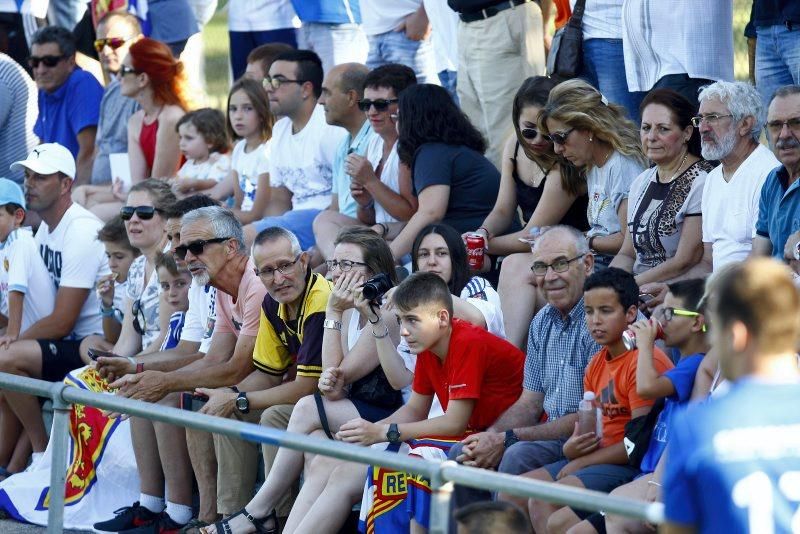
left=200, top=0, right=753, bottom=107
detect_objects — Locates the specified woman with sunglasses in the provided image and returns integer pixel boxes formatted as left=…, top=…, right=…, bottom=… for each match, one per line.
left=539, top=79, right=647, bottom=268
left=610, top=89, right=713, bottom=302
left=202, top=227, right=403, bottom=534
left=87, top=38, right=190, bottom=222
left=388, top=84, right=500, bottom=260
left=472, top=76, right=590, bottom=348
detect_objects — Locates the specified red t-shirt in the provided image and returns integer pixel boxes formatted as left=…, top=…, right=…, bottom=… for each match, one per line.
left=583, top=346, right=674, bottom=447
left=412, top=319, right=524, bottom=432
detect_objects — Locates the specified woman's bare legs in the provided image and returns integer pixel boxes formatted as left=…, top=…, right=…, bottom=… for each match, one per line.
left=498, top=252, right=545, bottom=349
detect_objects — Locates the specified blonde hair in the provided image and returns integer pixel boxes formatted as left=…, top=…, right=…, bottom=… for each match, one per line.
left=538, top=79, right=647, bottom=170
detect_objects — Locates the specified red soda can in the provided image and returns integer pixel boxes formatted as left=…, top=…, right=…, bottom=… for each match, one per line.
left=465, top=233, right=486, bottom=270
left=622, top=320, right=664, bottom=350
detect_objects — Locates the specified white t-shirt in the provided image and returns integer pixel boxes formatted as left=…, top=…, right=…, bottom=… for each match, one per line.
left=701, top=144, right=780, bottom=270
left=231, top=139, right=271, bottom=212
left=180, top=279, right=217, bottom=353
left=423, top=0, right=458, bottom=72
left=572, top=0, right=623, bottom=40
left=359, top=0, right=422, bottom=36
left=0, top=227, right=55, bottom=333
left=227, top=0, right=298, bottom=32
left=375, top=144, right=402, bottom=225
left=36, top=203, right=109, bottom=339
left=268, top=106, right=347, bottom=211
left=177, top=152, right=231, bottom=184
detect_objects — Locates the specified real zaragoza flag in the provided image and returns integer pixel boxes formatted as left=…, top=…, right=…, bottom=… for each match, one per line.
left=0, top=366, right=140, bottom=529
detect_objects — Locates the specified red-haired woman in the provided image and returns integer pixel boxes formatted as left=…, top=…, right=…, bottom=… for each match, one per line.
left=79, top=38, right=191, bottom=221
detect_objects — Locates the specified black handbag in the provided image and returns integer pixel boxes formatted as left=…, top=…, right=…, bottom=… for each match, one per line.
left=348, top=367, right=403, bottom=410
left=622, top=397, right=665, bottom=469
left=546, top=0, right=586, bottom=80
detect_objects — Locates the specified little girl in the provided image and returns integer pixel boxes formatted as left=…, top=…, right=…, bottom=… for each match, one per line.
left=154, top=252, right=192, bottom=351
left=172, top=108, right=232, bottom=200
left=224, top=77, right=275, bottom=226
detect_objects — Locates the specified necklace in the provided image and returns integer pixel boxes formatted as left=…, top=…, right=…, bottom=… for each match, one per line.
left=659, top=151, right=689, bottom=183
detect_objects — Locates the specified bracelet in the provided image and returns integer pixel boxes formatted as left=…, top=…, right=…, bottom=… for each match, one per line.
left=368, top=314, right=381, bottom=325
left=372, top=324, right=390, bottom=339
left=136, top=363, right=144, bottom=374
left=647, top=480, right=662, bottom=487
left=229, top=385, right=240, bottom=393
left=588, top=235, right=597, bottom=252
left=478, top=227, right=491, bottom=239
left=323, top=319, right=342, bottom=331
left=377, top=222, right=389, bottom=238
left=100, top=306, right=116, bottom=317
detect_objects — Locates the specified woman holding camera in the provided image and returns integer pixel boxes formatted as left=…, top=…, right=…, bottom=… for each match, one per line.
left=203, top=227, right=403, bottom=534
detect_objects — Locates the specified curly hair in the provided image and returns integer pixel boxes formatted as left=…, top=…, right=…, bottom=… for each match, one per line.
left=639, top=88, right=702, bottom=158
left=176, top=108, right=230, bottom=154
left=513, top=76, right=583, bottom=196
left=226, top=77, right=274, bottom=143
left=538, top=79, right=647, bottom=170
left=397, top=84, right=486, bottom=167
left=129, top=38, right=190, bottom=110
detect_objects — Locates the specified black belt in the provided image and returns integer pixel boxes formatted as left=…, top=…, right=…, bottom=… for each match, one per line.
left=459, top=0, right=535, bottom=23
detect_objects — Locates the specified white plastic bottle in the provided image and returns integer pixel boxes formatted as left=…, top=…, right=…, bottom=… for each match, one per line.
left=577, top=391, right=598, bottom=435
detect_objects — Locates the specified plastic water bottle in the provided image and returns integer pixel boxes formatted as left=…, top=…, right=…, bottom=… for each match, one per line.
left=578, top=391, right=600, bottom=436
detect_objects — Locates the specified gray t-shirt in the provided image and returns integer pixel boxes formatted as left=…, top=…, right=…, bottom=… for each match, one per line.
left=585, top=151, right=645, bottom=238
left=0, top=53, right=38, bottom=184
left=92, top=80, right=139, bottom=185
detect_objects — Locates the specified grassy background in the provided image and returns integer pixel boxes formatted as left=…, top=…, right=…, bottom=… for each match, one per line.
left=200, top=0, right=753, bottom=108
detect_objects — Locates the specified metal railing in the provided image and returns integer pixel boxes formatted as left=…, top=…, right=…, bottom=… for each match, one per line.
left=0, top=373, right=664, bottom=533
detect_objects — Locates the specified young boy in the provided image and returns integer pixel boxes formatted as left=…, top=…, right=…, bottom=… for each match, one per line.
left=525, top=268, right=673, bottom=534
left=663, top=259, right=800, bottom=533
left=574, top=278, right=709, bottom=533
left=154, top=251, right=191, bottom=352
left=0, top=178, right=56, bottom=347
left=335, top=272, right=525, bottom=533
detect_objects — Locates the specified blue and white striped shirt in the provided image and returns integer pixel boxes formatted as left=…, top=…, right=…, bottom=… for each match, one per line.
left=524, top=297, right=600, bottom=420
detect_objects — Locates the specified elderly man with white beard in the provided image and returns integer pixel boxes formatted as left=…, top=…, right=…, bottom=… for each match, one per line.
left=696, top=81, right=779, bottom=271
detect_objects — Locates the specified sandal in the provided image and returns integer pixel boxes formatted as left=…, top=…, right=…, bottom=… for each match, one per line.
left=205, top=508, right=277, bottom=534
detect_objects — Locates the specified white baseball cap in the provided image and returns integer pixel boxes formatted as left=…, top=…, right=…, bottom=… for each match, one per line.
left=11, top=143, right=76, bottom=180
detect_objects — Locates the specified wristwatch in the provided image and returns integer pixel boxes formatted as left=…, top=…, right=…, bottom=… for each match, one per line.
left=235, top=392, right=250, bottom=414
left=386, top=423, right=401, bottom=444
left=504, top=429, right=520, bottom=449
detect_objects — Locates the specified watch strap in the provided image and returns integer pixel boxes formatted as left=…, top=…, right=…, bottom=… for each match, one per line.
left=323, top=319, right=342, bottom=331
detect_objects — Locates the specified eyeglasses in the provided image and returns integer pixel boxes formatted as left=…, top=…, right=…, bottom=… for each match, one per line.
left=325, top=259, right=368, bottom=272
left=119, top=64, right=139, bottom=76
left=174, top=237, right=230, bottom=260
left=690, top=114, right=734, bottom=127
left=530, top=254, right=585, bottom=276
left=254, top=254, right=302, bottom=281
left=657, top=306, right=707, bottom=332
left=521, top=128, right=539, bottom=140
left=544, top=128, right=575, bottom=145
left=120, top=205, right=161, bottom=221
left=357, top=99, right=399, bottom=112
left=93, top=36, right=132, bottom=52
left=28, top=55, right=66, bottom=68
left=132, top=298, right=146, bottom=335
left=766, top=117, right=800, bottom=136
left=262, top=75, right=306, bottom=90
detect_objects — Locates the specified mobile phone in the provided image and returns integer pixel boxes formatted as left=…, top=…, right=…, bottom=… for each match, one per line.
left=88, top=348, right=122, bottom=361
left=638, top=293, right=655, bottom=304
left=180, top=392, right=209, bottom=411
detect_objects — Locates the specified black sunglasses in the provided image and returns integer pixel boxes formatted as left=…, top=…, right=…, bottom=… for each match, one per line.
left=120, top=205, right=161, bottom=221
left=28, top=55, right=66, bottom=68
left=174, top=237, right=230, bottom=260
left=358, top=98, right=399, bottom=112
left=132, top=298, right=146, bottom=335
left=521, top=128, right=539, bottom=140
left=544, top=128, right=575, bottom=146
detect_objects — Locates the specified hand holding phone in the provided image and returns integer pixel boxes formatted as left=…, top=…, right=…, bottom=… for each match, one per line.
left=180, top=392, right=210, bottom=411
left=88, top=348, right=122, bottom=361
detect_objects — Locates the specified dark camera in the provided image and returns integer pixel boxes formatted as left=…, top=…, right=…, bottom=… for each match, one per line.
left=362, top=273, right=393, bottom=304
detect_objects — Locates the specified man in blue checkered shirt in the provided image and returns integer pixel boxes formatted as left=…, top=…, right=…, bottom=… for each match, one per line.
left=448, top=225, right=601, bottom=522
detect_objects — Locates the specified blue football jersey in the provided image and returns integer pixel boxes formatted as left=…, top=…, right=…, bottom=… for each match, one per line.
left=664, top=379, right=800, bottom=533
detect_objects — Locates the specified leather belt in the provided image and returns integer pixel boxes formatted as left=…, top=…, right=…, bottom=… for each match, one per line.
left=459, top=0, right=535, bottom=23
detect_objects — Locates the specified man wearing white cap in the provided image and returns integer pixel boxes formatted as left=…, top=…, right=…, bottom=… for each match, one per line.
left=0, top=143, right=109, bottom=465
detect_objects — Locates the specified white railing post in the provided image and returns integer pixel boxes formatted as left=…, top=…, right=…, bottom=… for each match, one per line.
left=46, top=383, right=70, bottom=534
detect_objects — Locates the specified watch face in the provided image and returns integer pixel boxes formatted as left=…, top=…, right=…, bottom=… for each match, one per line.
left=236, top=396, right=248, bottom=411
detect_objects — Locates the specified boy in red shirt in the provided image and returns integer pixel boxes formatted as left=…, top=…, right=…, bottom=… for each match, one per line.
left=337, top=271, right=524, bottom=531
left=523, top=268, right=673, bottom=533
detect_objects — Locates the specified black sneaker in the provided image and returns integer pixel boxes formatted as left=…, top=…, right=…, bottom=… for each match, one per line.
left=120, top=511, right=188, bottom=534
left=94, top=501, right=159, bottom=532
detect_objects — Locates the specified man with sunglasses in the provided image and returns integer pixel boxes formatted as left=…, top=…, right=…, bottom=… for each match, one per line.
left=448, top=226, right=602, bottom=520
left=87, top=11, right=143, bottom=187
left=30, top=26, right=103, bottom=187
left=0, top=143, right=109, bottom=469
left=243, top=49, right=347, bottom=250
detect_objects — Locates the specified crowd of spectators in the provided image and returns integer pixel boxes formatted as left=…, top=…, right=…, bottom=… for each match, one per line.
left=0, top=1, right=799, bottom=534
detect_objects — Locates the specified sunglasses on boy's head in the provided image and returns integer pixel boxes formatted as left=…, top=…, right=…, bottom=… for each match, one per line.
left=174, top=237, right=231, bottom=260
left=28, top=55, right=66, bottom=68
left=357, top=99, right=399, bottom=112
left=120, top=205, right=161, bottom=221
left=93, top=37, right=132, bottom=52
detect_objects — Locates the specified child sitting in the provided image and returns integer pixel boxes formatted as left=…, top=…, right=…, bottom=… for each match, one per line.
left=82, top=216, right=141, bottom=358
left=172, top=108, right=231, bottom=199
left=154, top=251, right=191, bottom=351
left=524, top=267, right=673, bottom=533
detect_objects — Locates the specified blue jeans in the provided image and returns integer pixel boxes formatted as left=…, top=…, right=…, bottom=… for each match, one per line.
left=229, top=28, right=298, bottom=81
left=581, top=38, right=646, bottom=124
left=438, top=69, right=459, bottom=104
left=252, top=209, right=321, bottom=251
left=756, top=24, right=800, bottom=108
left=366, top=30, right=439, bottom=84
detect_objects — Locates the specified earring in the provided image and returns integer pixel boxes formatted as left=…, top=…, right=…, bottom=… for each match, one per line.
left=588, top=135, right=593, bottom=142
